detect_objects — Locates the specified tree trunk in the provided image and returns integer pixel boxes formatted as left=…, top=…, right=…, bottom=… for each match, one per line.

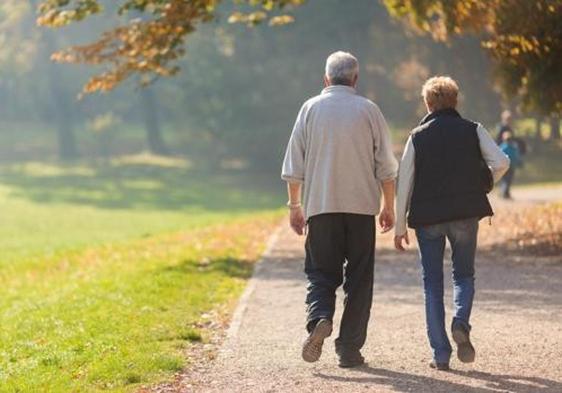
left=29, top=0, right=78, bottom=160
left=46, top=43, right=78, bottom=160
left=140, top=87, right=168, bottom=155
left=53, top=104, right=78, bottom=160
left=550, top=115, right=560, bottom=140
left=535, top=116, right=542, bottom=140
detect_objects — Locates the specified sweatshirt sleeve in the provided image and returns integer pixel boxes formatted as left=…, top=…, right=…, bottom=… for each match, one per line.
left=371, top=105, right=399, bottom=181
left=395, top=136, right=415, bottom=236
left=281, top=104, right=307, bottom=183
left=477, top=123, right=510, bottom=182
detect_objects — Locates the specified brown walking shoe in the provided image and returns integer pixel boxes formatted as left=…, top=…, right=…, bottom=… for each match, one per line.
left=452, top=322, right=476, bottom=363
left=302, top=319, right=332, bottom=363
left=429, top=360, right=450, bottom=371
left=338, top=351, right=365, bottom=368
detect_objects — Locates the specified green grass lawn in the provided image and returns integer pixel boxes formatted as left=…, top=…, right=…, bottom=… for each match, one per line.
left=0, top=156, right=284, bottom=392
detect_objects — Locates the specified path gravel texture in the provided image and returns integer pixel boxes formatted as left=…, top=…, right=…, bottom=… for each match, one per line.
left=165, top=186, right=562, bottom=393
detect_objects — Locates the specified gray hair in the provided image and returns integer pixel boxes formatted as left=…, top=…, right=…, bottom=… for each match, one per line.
left=325, top=51, right=359, bottom=86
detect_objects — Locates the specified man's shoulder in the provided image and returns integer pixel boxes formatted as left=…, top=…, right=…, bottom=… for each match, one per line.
left=349, top=96, right=386, bottom=121
left=299, top=92, right=383, bottom=123
left=305, top=91, right=377, bottom=106
left=299, top=94, right=325, bottom=112
left=352, top=94, right=380, bottom=110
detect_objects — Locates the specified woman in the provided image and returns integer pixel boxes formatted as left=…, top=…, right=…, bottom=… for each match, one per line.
left=394, top=76, right=510, bottom=370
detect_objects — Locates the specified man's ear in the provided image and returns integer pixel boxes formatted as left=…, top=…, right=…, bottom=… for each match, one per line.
left=352, top=74, right=358, bottom=88
left=323, top=75, right=330, bottom=87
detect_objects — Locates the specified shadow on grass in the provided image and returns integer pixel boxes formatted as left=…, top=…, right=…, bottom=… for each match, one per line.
left=158, top=257, right=254, bottom=280
left=315, top=366, right=562, bottom=393
left=0, top=160, right=283, bottom=212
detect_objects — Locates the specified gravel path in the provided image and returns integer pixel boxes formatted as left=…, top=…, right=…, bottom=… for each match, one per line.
left=164, top=186, right=562, bottom=393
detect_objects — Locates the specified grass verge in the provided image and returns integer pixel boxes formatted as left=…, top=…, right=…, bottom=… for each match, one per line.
left=0, top=157, right=284, bottom=392
left=0, top=211, right=282, bottom=392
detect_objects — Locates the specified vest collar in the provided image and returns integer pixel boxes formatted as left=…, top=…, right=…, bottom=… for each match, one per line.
left=419, top=108, right=461, bottom=125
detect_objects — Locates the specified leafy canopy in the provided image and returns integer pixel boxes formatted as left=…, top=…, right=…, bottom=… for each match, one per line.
left=37, top=0, right=562, bottom=116
left=36, top=0, right=305, bottom=93
left=383, top=0, right=562, bottom=114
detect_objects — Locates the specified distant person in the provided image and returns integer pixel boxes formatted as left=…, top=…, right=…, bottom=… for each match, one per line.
left=281, top=51, right=398, bottom=368
left=497, top=109, right=527, bottom=155
left=496, top=109, right=514, bottom=144
left=394, top=76, right=510, bottom=371
left=499, top=130, right=523, bottom=199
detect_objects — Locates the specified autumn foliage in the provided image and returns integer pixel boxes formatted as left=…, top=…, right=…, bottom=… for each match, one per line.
left=36, top=0, right=304, bottom=93
left=383, top=0, right=562, bottom=115
left=36, top=0, right=562, bottom=117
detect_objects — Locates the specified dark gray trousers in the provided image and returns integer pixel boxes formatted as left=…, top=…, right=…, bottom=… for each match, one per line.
left=304, top=213, right=375, bottom=355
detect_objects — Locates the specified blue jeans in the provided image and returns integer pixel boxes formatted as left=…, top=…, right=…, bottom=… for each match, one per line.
left=415, top=217, right=479, bottom=363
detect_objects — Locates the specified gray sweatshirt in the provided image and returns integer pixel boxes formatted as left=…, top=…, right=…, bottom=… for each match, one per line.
left=281, top=85, right=398, bottom=220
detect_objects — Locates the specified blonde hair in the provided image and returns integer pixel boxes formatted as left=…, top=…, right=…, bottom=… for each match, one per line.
left=421, top=76, right=459, bottom=111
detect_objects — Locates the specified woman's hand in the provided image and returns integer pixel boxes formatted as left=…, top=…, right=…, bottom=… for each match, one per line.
left=394, top=232, right=410, bottom=251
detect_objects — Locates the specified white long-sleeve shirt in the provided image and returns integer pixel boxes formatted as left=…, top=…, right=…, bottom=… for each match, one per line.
left=395, top=123, right=510, bottom=235
left=281, top=85, right=398, bottom=220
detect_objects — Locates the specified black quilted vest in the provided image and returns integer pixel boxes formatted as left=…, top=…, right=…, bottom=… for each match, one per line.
left=408, top=108, right=493, bottom=228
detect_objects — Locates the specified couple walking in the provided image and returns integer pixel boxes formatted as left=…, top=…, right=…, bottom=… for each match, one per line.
left=281, top=52, right=510, bottom=370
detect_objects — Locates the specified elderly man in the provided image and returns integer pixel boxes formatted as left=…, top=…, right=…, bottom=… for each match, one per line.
left=281, top=51, right=398, bottom=368
left=395, top=76, right=510, bottom=370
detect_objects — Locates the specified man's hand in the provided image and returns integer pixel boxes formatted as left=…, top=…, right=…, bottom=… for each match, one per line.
left=379, top=179, right=396, bottom=234
left=289, top=207, right=306, bottom=235
left=394, top=232, right=410, bottom=251
left=379, top=206, right=395, bottom=233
